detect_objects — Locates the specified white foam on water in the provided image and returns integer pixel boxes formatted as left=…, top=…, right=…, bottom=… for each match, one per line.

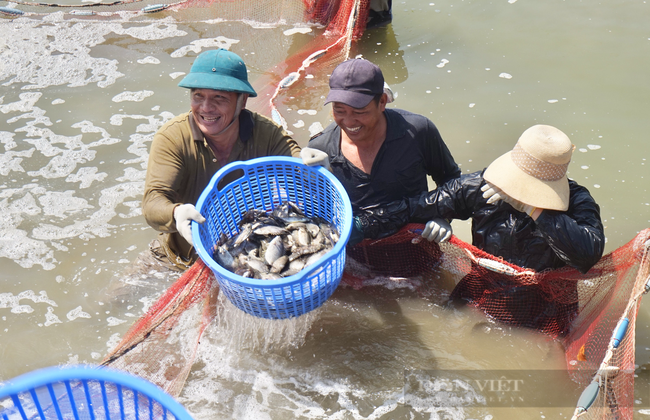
left=1, top=131, right=18, bottom=151
left=0, top=186, right=58, bottom=269
left=587, top=144, right=601, bottom=150
left=0, top=290, right=57, bottom=314
left=0, top=147, right=34, bottom=175
left=0, top=92, right=41, bottom=114
left=66, top=306, right=91, bottom=321
left=51, top=99, right=65, bottom=105
left=171, top=37, right=240, bottom=58
left=308, top=122, right=323, bottom=137
left=179, top=293, right=470, bottom=420
left=170, top=72, right=186, bottom=79
left=1, top=20, right=192, bottom=91
left=499, top=73, right=513, bottom=79
left=115, top=23, right=187, bottom=41
left=437, top=59, right=449, bottom=68
left=283, top=27, right=312, bottom=36
left=138, top=56, right=160, bottom=65
left=106, top=316, right=127, bottom=326
left=112, top=90, right=154, bottom=103
left=33, top=181, right=143, bottom=241
left=105, top=332, right=122, bottom=350
left=0, top=22, right=123, bottom=89
left=66, top=167, right=108, bottom=189
left=38, top=191, right=93, bottom=216
left=43, top=306, right=63, bottom=326
left=292, top=120, right=305, bottom=128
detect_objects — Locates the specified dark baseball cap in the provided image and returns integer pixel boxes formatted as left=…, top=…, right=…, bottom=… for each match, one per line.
left=325, top=59, right=384, bottom=109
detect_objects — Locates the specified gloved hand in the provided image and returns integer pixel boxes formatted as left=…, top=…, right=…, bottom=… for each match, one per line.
left=421, top=218, right=453, bottom=243
left=174, top=203, right=206, bottom=246
left=480, top=182, right=504, bottom=205
left=481, top=182, right=539, bottom=219
left=300, top=147, right=331, bottom=171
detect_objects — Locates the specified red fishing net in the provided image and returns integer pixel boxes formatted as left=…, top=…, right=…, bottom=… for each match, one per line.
left=102, top=260, right=218, bottom=398
left=343, top=224, right=650, bottom=419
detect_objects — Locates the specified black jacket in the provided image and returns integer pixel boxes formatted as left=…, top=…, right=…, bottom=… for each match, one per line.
left=409, top=170, right=605, bottom=273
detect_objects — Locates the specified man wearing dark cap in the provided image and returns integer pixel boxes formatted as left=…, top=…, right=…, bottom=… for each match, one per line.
left=143, top=48, right=301, bottom=270
left=301, top=58, right=460, bottom=244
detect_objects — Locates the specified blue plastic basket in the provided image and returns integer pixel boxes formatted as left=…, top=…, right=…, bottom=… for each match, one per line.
left=0, top=366, right=194, bottom=420
left=192, top=156, right=353, bottom=319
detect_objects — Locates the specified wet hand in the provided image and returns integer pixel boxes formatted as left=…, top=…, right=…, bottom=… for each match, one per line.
left=174, top=203, right=206, bottom=246
left=300, top=147, right=331, bottom=171
left=421, top=218, right=453, bottom=243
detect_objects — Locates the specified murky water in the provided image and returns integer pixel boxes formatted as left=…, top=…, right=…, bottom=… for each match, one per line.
left=1, top=0, right=649, bottom=418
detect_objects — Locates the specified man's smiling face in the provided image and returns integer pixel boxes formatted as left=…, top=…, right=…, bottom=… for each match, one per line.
left=332, top=96, right=386, bottom=144
left=190, top=88, right=240, bottom=139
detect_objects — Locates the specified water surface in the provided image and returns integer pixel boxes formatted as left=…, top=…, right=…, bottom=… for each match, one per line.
left=1, top=0, right=649, bottom=418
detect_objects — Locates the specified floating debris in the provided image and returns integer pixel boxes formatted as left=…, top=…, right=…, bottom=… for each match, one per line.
left=0, top=6, right=25, bottom=16
left=142, top=4, right=168, bottom=13
left=279, top=72, right=299, bottom=89
left=69, top=10, right=96, bottom=15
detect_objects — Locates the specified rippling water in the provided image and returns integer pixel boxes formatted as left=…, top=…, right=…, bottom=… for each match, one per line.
left=1, top=0, right=649, bottom=418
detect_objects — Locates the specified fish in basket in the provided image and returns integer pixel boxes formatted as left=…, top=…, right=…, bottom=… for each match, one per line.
left=192, top=156, right=353, bottom=320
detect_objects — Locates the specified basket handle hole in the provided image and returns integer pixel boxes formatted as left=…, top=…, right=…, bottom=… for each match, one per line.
left=217, top=168, right=245, bottom=192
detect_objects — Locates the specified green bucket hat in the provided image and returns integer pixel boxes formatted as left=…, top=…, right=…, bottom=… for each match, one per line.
left=178, top=49, right=257, bottom=97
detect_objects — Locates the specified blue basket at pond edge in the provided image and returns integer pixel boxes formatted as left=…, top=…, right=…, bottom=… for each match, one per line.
left=192, top=157, right=353, bottom=319
left=0, top=366, right=194, bottom=420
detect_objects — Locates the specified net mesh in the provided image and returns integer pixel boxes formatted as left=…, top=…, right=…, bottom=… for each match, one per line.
left=343, top=224, right=650, bottom=420
left=102, top=259, right=218, bottom=398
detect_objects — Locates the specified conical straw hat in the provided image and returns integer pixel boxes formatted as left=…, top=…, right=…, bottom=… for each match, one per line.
left=483, top=124, right=574, bottom=211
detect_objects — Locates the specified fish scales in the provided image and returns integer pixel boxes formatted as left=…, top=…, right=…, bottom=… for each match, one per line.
left=212, top=201, right=339, bottom=279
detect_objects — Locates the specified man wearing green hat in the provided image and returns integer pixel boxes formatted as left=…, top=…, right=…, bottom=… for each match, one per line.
left=143, top=49, right=301, bottom=270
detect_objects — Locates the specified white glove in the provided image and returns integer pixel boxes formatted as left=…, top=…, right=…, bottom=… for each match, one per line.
left=300, top=147, right=331, bottom=171
left=421, top=218, right=453, bottom=243
left=480, top=182, right=505, bottom=205
left=481, top=182, right=539, bottom=219
left=174, top=204, right=205, bottom=246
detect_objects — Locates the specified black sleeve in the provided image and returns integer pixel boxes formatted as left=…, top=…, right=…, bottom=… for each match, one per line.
left=422, top=119, right=461, bottom=186
left=534, top=182, right=605, bottom=273
left=408, top=171, right=484, bottom=223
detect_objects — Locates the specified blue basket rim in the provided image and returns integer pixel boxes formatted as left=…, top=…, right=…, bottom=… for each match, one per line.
left=0, top=365, right=194, bottom=419
left=192, top=156, right=353, bottom=288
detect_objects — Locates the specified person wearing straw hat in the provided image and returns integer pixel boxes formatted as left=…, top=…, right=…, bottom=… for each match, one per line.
left=301, top=58, right=461, bottom=245
left=143, top=48, right=301, bottom=270
left=410, top=124, right=605, bottom=274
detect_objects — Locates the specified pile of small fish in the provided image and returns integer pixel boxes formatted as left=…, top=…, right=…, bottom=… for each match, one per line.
left=213, top=201, right=340, bottom=279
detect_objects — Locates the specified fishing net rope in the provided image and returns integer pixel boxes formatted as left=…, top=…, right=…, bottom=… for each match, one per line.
left=345, top=225, right=650, bottom=420
left=102, top=224, right=650, bottom=419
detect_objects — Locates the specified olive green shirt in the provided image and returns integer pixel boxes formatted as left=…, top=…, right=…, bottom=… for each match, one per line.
left=143, top=109, right=301, bottom=267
